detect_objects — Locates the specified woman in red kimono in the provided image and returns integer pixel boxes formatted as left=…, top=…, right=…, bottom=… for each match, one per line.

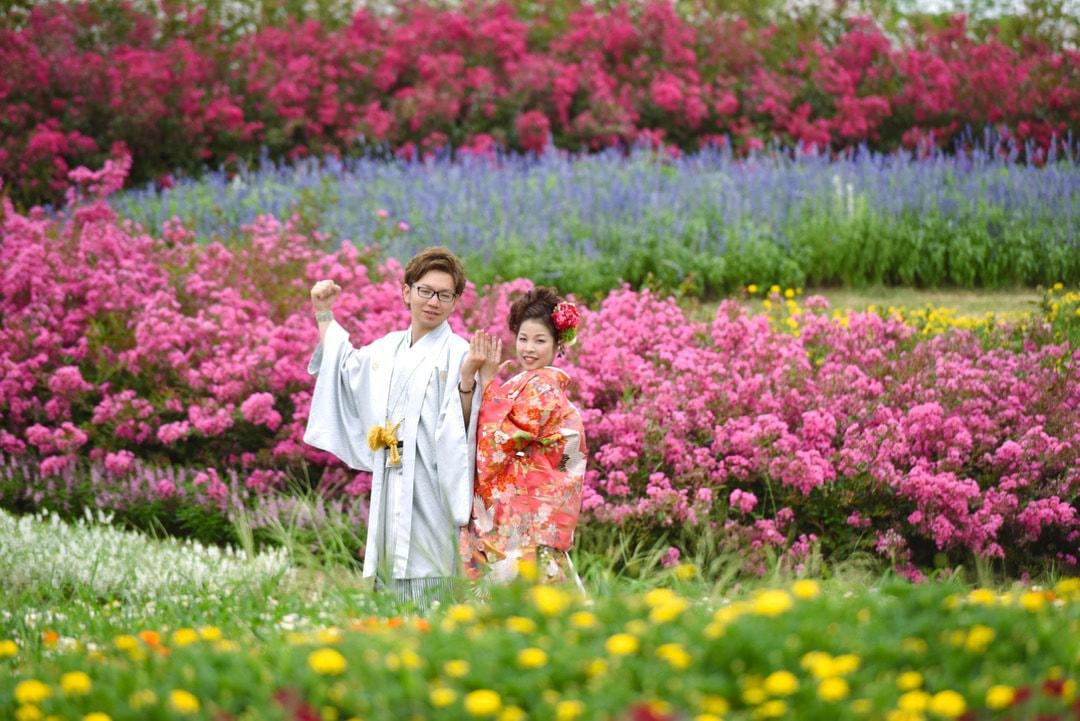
left=459, top=287, right=587, bottom=587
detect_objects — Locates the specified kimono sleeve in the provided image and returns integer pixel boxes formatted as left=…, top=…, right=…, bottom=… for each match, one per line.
left=303, top=321, right=377, bottom=471
left=434, top=337, right=479, bottom=527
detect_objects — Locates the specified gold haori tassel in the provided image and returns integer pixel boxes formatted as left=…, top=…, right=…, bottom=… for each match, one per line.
left=368, top=420, right=402, bottom=466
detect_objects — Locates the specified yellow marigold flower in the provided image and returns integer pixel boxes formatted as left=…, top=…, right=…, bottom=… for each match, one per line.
left=784, top=288, right=795, bottom=299
left=1054, top=282, right=1064, bottom=290
left=555, top=700, right=586, bottom=721
left=14, top=706, right=42, bottom=721
left=818, top=677, right=850, bottom=702
left=742, top=687, right=768, bottom=705
left=897, top=690, right=930, bottom=712
left=747, top=284, right=759, bottom=294
left=801, top=651, right=834, bottom=677
left=569, top=611, right=597, bottom=628
left=770, top=285, right=781, bottom=294
left=83, top=713, right=113, bottom=721
left=928, top=690, right=967, bottom=718
left=751, top=590, right=793, bottom=616
left=530, top=585, right=571, bottom=616
left=585, top=658, right=608, bottom=678
left=754, top=699, right=787, bottom=719
left=965, top=625, right=994, bottom=653
left=429, top=687, right=457, bottom=708
left=308, top=648, right=348, bottom=675
left=762, top=299, right=773, bottom=309
left=605, top=633, right=639, bottom=656
left=674, top=563, right=697, bottom=580
left=703, top=621, right=725, bottom=639
left=1020, top=590, right=1047, bottom=611
left=0, top=639, right=18, bottom=658
left=444, top=659, right=470, bottom=678
left=506, top=616, right=537, bottom=634
left=518, top=647, right=548, bottom=669
left=172, top=628, right=200, bottom=646
left=886, top=710, right=923, bottom=721
left=168, top=689, right=200, bottom=715
left=896, top=671, right=924, bottom=691
left=656, top=643, right=692, bottom=670
left=695, top=715, right=723, bottom=721
left=114, top=635, right=138, bottom=652
left=517, top=558, right=538, bottom=581
left=464, top=689, right=502, bottom=717
left=60, top=671, right=92, bottom=696
left=198, top=626, right=222, bottom=641
left=14, top=680, right=52, bottom=705
left=316, top=627, right=343, bottom=644
left=400, top=649, right=422, bottom=670
left=1057, top=578, right=1080, bottom=595
left=129, top=689, right=157, bottom=709
left=967, top=588, right=997, bottom=605
left=985, top=685, right=1015, bottom=710
left=832, top=654, right=861, bottom=675
left=649, top=598, right=690, bottom=624
left=644, top=588, right=678, bottom=607
left=447, top=605, right=477, bottom=623
left=498, top=706, right=527, bottom=721
left=763, top=670, right=799, bottom=696
left=702, top=695, right=730, bottom=714
left=791, top=579, right=821, bottom=599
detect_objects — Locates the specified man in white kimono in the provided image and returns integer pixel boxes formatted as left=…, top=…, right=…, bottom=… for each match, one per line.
left=303, top=246, right=481, bottom=611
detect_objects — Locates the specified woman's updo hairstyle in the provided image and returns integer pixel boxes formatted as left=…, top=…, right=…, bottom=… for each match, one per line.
left=508, top=286, right=564, bottom=340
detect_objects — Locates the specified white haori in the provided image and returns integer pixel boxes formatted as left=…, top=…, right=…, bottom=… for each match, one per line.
left=304, top=320, right=478, bottom=580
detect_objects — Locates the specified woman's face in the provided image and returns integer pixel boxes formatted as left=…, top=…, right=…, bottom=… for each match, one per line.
left=516, top=318, right=556, bottom=371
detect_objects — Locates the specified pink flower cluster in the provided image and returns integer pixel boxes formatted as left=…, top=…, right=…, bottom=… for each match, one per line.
left=1, top=156, right=1077, bottom=576
left=2, top=1, right=1077, bottom=207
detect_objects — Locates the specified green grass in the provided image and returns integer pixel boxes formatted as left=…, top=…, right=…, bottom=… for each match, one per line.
left=808, top=286, right=1043, bottom=318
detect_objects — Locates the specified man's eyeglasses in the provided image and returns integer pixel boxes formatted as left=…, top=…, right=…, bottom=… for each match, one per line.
left=411, top=285, right=458, bottom=303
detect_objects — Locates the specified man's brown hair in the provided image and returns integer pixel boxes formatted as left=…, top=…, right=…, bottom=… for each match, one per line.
left=402, top=246, right=467, bottom=295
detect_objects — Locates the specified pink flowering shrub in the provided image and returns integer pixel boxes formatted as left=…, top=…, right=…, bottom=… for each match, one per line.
left=1, top=0, right=1077, bottom=207
left=1, top=157, right=1077, bottom=575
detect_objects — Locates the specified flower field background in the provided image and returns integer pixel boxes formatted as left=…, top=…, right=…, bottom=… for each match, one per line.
left=2, top=0, right=1080, bottom=718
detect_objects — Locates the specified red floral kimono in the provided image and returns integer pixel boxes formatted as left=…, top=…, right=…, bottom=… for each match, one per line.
left=460, top=366, right=587, bottom=586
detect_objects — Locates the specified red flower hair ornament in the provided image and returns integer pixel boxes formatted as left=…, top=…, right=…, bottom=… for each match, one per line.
left=551, top=302, right=580, bottom=347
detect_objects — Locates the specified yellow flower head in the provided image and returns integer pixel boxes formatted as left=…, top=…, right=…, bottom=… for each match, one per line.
left=985, top=685, right=1015, bottom=710
left=530, top=585, right=571, bottom=616
left=896, top=671, right=924, bottom=691
left=817, top=677, right=850, bottom=702
left=172, top=628, right=200, bottom=647
left=927, top=690, right=967, bottom=718
left=555, top=700, right=586, bottom=721
left=430, top=687, right=457, bottom=708
left=569, top=611, right=597, bottom=628
left=464, top=690, right=502, bottom=717
left=763, top=670, right=800, bottom=696
left=83, top=714, right=113, bottom=721
left=644, top=588, right=678, bottom=607
left=605, top=633, right=640, bottom=656
left=791, top=580, right=821, bottom=599
left=506, top=616, right=537, bottom=634
left=14, top=706, right=43, bottom=721
left=308, top=648, right=348, bottom=676
left=0, top=639, right=18, bottom=658
left=897, top=690, right=929, bottom=712
left=444, top=659, right=470, bottom=678
left=168, top=689, right=200, bottom=715
left=674, top=563, right=698, bottom=580
left=60, top=671, right=93, bottom=696
left=649, top=598, right=690, bottom=624
left=499, top=706, right=527, bottom=721
left=198, top=626, right=222, bottom=641
left=655, top=643, right=693, bottom=670
left=751, top=590, right=794, bottom=617
left=15, top=680, right=52, bottom=705
left=447, top=605, right=477, bottom=624
left=754, top=699, right=787, bottom=719
left=517, top=647, right=549, bottom=669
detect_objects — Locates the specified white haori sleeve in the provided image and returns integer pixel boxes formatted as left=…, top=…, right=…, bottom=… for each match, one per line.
left=434, top=334, right=479, bottom=527
left=303, top=320, right=380, bottom=471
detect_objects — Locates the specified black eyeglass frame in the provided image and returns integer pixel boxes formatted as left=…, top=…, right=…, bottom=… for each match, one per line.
left=410, top=284, right=458, bottom=303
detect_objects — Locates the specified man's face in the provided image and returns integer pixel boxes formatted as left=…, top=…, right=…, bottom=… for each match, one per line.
left=403, top=270, right=458, bottom=337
